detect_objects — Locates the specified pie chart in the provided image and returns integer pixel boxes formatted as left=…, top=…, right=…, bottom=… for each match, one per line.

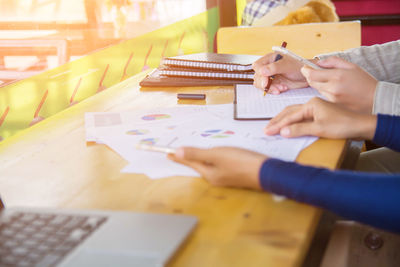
left=141, top=114, right=171, bottom=121
left=139, top=138, right=158, bottom=145
left=201, top=129, right=235, bottom=138
left=126, top=129, right=149, bottom=135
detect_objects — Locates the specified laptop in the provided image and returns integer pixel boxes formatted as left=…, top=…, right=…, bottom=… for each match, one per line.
left=0, top=197, right=197, bottom=267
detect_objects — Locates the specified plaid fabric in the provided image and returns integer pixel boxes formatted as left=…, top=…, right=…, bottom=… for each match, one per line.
left=242, top=0, right=289, bottom=26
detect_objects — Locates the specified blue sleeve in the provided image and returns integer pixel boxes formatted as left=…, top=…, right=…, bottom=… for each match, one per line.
left=372, top=114, right=400, bottom=151
left=259, top=115, right=400, bottom=233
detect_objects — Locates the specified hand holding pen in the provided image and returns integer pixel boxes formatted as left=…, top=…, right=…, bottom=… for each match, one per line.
left=264, top=42, right=287, bottom=96
left=252, top=43, right=310, bottom=94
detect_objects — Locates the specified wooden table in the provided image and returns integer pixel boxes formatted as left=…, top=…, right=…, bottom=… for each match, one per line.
left=0, top=71, right=347, bottom=267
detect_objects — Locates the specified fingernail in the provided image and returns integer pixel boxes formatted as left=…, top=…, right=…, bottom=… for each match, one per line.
left=175, top=147, right=185, bottom=159
left=264, top=125, right=276, bottom=135
left=264, top=128, right=273, bottom=135
left=281, top=127, right=290, bottom=137
left=271, top=89, right=279, bottom=95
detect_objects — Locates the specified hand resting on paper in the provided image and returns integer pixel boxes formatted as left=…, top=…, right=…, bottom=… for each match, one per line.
left=167, top=99, right=378, bottom=189
left=264, top=97, right=377, bottom=140
left=168, top=147, right=267, bottom=190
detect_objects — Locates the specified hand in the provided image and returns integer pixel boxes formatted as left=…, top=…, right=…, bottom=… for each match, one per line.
left=264, top=97, right=377, bottom=140
left=252, top=52, right=311, bottom=94
left=168, top=147, right=267, bottom=190
left=301, top=56, right=378, bottom=113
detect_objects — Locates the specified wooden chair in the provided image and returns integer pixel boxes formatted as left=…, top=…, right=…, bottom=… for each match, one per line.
left=217, top=21, right=361, bottom=58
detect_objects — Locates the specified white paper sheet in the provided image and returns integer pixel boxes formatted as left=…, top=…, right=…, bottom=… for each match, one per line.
left=85, top=104, right=317, bottom=179
left=84, top=104, right=231, bottom=143
left=235, top=84, right=323, bottom=119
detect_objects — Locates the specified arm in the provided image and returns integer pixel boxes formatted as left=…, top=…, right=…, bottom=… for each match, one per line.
left=317, top=40, right=400, bottom=83
left=373, top=113, right=400, bottom=151
left=169, top=106, right=400, bottom=233
left=260, top=159, right=400, bottom=234
left=317, top=40, right=400, bottom=115
left=373, top=82, right=400, bottom=115
left=261, top=113, right=400, bottom=233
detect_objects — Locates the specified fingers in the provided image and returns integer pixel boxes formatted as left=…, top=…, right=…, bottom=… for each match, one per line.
left=317, top=56, right=354, bottom=69
left=168, top=152, right=213, bottom=177
left=253, top=73, right=269, bottom=89
left=253, top=74, right=288, bottom=93
left=253, top=53, right=293, bottom=77
left=252, top=53, right=276, bottom=73
left=269, top=83, right=289, bottom=94
left=264, top=105, right=303, bottom=135
left=265, top=98, right=321, bottom=136
left=280, top=121, right=321, bottom=138
left=301, top=66, right=342, bottom=99
left=301, top=66, right=330, bottom=83
left=264, top=58, right=289, bottom=76
left=268, top=104, right=302, bottom=125
left=174, top=147, right=216, bottom=163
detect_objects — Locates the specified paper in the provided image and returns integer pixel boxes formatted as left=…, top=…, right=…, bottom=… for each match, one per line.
left=85, top=104, right=317, bottom=179
left=235, top=84, right=323, bottom=119
left=84, top=105, right=230, bottom=143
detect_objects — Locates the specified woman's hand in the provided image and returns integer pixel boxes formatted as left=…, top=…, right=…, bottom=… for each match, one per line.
left=168, top=146, right=267, bottom=190
left=301, top=56, right=378, bottom=113
left=252, top=52, right=311, bottom=94
left=264, top=97, right=377, bottom=140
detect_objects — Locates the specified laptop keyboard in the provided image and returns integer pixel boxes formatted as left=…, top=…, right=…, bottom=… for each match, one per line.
left=0, top=211, right=107, bottom=267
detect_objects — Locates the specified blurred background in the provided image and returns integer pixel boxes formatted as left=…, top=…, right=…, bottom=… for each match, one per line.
left=0, top=0, right=206, bottom=86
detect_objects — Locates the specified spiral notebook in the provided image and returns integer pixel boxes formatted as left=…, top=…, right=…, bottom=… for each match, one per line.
left=139, top=69, right=254, bottom=87
left=158, top=67, right=254, bottom=80
left=140, top=53, right=260, bottom=87
left=161, top=53, right=260, bottom=72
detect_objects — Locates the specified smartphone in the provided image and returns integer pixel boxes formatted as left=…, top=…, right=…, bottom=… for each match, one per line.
left=136, top=143, right=176, bottom=154
left=271, top=46, right=323, bottom=70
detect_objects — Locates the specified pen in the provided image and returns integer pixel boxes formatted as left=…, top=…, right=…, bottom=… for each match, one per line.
left=271, top=46, right=323, bottom=70
left=264, top=41, right=287, bottom=96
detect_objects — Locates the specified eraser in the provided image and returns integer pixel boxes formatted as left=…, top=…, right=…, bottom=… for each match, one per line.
left=177, top=93, right=206, bottom=100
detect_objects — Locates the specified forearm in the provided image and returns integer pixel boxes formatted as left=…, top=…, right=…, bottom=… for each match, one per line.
left=373, top=82, right=400, bottom=115
left=258, top=114, right=400, bottom=233
left=317, top=40, right=400, bottom=83
left=373, top=114, right=400, bottom=151
left=259, top=159, right=400, bottom=233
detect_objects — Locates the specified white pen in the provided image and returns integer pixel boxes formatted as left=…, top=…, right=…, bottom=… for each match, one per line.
left=271, top=46, right=323, bottom=70
left=136, top=143, right=176, bottom=154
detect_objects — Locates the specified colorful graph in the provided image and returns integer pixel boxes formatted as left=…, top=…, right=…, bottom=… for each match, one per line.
left=201, top=129, right=235, bottom=138
left=126, top=129, right=149, bottom=135
left=141, top=114, right=171, bottom=121
left=139, top=138, right=158, bottom=145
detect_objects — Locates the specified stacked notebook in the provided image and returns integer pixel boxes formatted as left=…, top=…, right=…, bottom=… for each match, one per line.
left=139, top=53, right=261, bottom=87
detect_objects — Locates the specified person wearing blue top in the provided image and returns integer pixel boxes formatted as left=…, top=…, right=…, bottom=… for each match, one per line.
left=169, top=40, right=400, bottom=265
left=168, top=97, right=400, bottom=266
left=253, top=40, right=400, bottom=175
left=168, top=97, right=400, bottom=234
